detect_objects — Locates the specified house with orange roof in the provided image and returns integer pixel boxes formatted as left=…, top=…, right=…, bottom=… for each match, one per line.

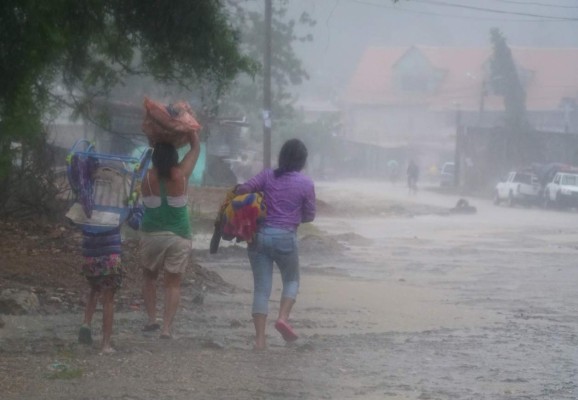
left=341, top=45, right=578, bottom=175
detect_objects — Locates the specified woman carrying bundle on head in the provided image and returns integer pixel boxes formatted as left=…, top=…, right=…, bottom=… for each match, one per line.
left=139, top=98, right=201, bottom=339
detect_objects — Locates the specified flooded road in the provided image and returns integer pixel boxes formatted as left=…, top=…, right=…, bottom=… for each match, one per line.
left=2, top=179, right=578, bottom=399
left=308, top=181, right=578, bottom=399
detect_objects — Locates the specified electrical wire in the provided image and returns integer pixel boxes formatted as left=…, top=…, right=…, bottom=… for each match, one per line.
left=325, top=0, right=340, bottom=52
left=492, top=0, right=578, bottom=9
left=348, top=0, right=576, bottom=22
left=413, top=0, right=578, bottom=21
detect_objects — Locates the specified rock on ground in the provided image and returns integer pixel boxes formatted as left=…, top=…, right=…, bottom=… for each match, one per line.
left=0, top=289, right=39, bottom=315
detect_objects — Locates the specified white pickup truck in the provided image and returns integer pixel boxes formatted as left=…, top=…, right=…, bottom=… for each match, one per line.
left=494, top=171, right=541, bottom=206
left=543, top=172, right=578, bottom=208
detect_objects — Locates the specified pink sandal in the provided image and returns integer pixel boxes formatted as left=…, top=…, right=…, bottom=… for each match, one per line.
left=275, top=320, right=298, bottom=342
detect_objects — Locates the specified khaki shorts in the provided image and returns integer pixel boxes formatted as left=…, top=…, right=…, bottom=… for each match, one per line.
left=140, top=232, right=192, bottom=275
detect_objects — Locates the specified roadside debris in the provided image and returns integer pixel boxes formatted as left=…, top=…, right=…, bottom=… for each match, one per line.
left=449, top=198, right=477, bottom=214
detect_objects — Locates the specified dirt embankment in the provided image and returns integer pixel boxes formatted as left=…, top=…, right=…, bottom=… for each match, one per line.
left=0, top=217, right=230, bottom=316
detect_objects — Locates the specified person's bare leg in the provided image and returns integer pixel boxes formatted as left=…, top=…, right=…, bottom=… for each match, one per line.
left=79, top=287, right=98, bottom=345
left=143, top=270, right=158, bottom=326
left=161, top=272, right=181, bottom=337
left=277, top=297, right=295, bottom=323
left=253, top=313, right=267, bottom=350
left=83, top=288, right=98, bottom=326
left=101, top=288, right=115, bottom=353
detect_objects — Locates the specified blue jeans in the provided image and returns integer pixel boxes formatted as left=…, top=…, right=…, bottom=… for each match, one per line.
left=248, top=227, right=299, bottom=315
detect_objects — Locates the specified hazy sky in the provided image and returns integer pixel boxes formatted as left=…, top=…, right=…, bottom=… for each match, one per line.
left=276, top=0, right=578, bottom=98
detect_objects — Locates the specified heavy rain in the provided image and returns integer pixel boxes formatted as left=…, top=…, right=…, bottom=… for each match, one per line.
left=1, top=1, right=578, bottom=399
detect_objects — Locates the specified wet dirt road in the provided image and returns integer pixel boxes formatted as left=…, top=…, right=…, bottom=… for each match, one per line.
left=310, top=181, right=578, bottom=399
left=2, top=180, right=578, bottom=399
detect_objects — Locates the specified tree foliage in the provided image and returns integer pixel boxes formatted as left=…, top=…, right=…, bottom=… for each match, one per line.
left=0, top=131, right=69, bottom=219
left=489, top=28, right=531, bottom=166
left=0, top=0, right=256, bottom=180
left=489, top=28, right=528, bottom=130
left=220, top=0, right=316, bottom=127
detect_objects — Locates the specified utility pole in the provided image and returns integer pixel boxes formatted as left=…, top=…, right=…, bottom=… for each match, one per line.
left=453, top=106, right=462, bottom=188
left=263, top=0, right=272, bottom=168
left=478, top=80, right=486, bottom=126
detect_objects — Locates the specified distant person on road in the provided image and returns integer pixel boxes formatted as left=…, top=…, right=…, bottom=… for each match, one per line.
left=140, top=131, right=200, bottom=339
left=407, top=160, right=419, bottom=194
left=236, top=138, right=316, bottom=350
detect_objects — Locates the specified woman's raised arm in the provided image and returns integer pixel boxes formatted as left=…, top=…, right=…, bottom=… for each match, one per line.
left=178, top=130, right=201, bottom=179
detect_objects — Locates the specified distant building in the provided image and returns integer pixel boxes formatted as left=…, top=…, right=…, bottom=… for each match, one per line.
left=341, top=46, right=578, bottom=173
left=296, top=97, right=341, bottom=123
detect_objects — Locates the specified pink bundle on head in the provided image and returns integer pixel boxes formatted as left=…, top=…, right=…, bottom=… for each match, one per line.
left=142, top=97, right=202, bottom=148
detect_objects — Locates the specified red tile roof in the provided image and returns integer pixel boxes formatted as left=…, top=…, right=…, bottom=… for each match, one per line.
left=344, top=46, right=578, bottom=112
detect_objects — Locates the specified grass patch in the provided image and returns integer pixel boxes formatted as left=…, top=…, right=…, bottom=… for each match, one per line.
left=45, top=358, right=83, bottom=380
left=46, top=367, right=83, bottom=380
left=45, top=349, right=83, bottom=380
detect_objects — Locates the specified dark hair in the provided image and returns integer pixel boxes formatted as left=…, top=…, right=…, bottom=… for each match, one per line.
left=152, top=142, right=179, bottom=180
left=274, top=139, right=308, bottom=178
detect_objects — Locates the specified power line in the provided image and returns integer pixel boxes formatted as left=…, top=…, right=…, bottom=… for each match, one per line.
left=348, top=0, right=576, bottom=22
left=325, top=0, right=340, bottom=52
left=413, top=0, right=578, bottom=21
left=492, top=0, right=578, bottom=9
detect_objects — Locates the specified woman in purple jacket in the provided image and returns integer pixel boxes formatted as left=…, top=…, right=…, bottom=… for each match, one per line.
left=236, top=139, right=316, bottom=350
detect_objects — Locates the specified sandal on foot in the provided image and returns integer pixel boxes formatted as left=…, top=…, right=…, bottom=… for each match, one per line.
left=78, top=326, right=93, bottom=345
left=142, top=323, right=160, bottom=332
left=275, top=320, right=298, bottom=342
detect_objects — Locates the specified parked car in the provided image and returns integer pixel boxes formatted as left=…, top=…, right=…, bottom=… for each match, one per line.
left=494, top=171, right=541, bottom=206
left=440, top=162, right=455, bottom=187
left=543, top=172, right=578, bottom=208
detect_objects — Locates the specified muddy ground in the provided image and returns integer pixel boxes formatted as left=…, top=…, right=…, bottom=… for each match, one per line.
left=1, top=180, right=578, bottom=400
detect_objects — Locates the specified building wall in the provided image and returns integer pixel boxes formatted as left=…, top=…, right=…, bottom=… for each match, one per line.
left=461, top=127, right=578, bottom=192
left=345, top=105, right=451, bottom=145
left=341, top=104, right=456, bottom=176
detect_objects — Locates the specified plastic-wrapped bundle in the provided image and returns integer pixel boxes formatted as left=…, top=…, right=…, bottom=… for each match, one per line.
left=142, top=97, right=201, bottom=147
